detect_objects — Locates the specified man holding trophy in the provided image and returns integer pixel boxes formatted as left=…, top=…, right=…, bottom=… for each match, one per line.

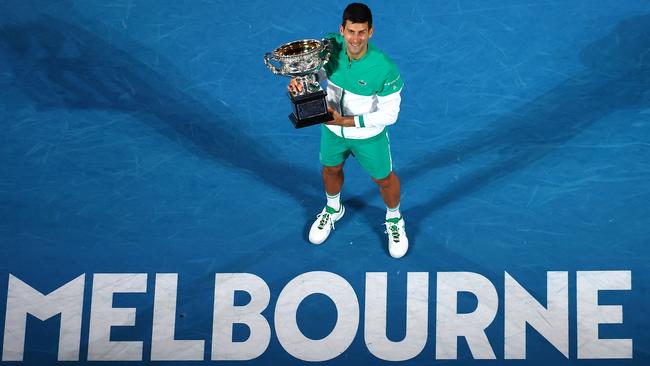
left=267, top=3, right=408, bottom=258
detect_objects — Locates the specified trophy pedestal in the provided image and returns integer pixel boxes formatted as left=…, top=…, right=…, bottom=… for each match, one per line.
left=288, top=90, right=333, bottom=129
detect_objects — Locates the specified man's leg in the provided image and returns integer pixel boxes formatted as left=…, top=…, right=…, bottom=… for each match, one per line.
left=319, top=125, right=349, bottom=214
left=323, top=163, right=344, bottom=195
left=350, top=131, right=408, bottom=258
left=374, top=171, right=408, bottom=258
left=372, top=171, right=400, bottom=209
left=310, top=125, right=348, bottom=245
left=323, top=163, right=344, bottom=211
left=309, top=163, right=346, bottom=244
left=350, top=130, right=399, bottom=210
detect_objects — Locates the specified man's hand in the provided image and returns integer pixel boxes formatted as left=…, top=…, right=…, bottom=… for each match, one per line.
left=287, top=78, right=302, bottom=95
left=326, top=106, right=355, bottom=127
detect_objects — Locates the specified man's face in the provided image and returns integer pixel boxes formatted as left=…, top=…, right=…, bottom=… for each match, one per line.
left=340, top=20, right=373, bottom=59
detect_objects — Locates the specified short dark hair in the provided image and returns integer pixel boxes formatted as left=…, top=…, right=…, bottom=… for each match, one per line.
left=342, top=3, right=373, bottom=29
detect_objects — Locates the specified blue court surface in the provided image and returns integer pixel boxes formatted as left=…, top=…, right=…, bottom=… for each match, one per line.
left=1, top=1, right=649, bottom=365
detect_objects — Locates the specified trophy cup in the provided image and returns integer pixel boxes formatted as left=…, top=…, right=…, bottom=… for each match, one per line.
left=264, top=39, right=333, bottom=128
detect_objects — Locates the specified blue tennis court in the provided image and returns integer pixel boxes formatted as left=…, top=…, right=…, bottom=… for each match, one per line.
left=1, top=1, right=649, bottom=365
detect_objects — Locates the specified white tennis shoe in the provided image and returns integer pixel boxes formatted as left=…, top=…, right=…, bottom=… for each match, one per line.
left=308, top=204, right=345, bottom=245
left=386, top=217, right=409, bottom=258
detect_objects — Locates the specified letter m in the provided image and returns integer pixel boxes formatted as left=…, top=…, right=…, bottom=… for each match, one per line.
left=2, top=274, right=85, bottom=361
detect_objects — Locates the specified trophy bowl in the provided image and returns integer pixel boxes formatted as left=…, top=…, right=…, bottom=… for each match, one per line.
left=264, top=38, right=333, bottom=128
left=265, top=39, right=330, bottom=77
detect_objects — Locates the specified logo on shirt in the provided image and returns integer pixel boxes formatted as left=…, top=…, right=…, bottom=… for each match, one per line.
left=358, top=80, right=367, bottom=86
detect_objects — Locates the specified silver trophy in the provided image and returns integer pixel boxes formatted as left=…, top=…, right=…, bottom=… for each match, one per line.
left=264, top=39, right=333, bottom=128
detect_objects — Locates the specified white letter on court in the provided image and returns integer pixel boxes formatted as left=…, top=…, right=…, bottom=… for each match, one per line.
left=504, top=271, right=569, bottom=359
left=151, top=274, right=205, bottom=360
left=275, top=271, right=359, bottom=362
left=436, top=272, right=498, bottom=359
left=365, top=272, right=428, bottom=361
left=212, top=273, right=270, bottom=361
left=2, top=274, right=85, bottom=361
left=87, top=273, right=147, bottom=361
left=577, top=270, right=632, bottom=359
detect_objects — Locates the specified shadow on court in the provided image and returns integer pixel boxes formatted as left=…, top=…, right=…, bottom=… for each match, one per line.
left=0, top=11, right=322, bottom=217
left=353, top=15, right=650, bottom=254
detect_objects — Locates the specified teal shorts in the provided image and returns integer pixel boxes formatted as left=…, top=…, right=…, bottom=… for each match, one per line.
left=319, top=125, right=393, bottom=179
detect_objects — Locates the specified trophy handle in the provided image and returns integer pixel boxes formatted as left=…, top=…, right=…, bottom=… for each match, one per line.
left=264, top=52, right=281, bottom=74
left=320, top=38, right=332, bottom=66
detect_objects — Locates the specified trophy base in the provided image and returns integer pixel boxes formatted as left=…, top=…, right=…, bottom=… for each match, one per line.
left=289, top=112, right=333, bottom=128
left=288, top=90, right=333, bottom=128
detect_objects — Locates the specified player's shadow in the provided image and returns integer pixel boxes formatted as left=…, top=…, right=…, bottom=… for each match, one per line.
left=400, top=14, right=650, bottom=247
left=0, top=14, right=322, bottom=214
left=352, top=15, right=650, bottom=252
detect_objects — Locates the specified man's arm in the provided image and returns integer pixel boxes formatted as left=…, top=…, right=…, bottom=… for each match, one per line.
left=326, top=106, right=355, bottom=127
left=327, top=63, right=404, bottom=128
left=325, top=90, right=401, bottom=128
left=352, top=91, right=401, bottom=128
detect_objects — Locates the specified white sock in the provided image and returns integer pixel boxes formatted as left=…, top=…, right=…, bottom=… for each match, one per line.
left=386, top=204, right=401, bottom=220
left=326, top=192, right=341, bottom=211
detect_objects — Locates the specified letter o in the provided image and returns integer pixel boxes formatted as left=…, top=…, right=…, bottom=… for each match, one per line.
left=274, top=271, right=359, bottom=361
